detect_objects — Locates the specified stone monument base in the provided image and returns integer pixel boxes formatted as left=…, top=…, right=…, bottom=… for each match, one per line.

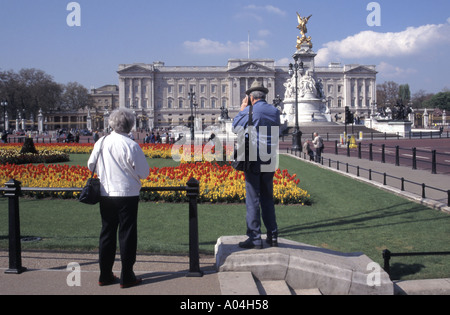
left=284, top=98, right=328, bottom=126
left=218, top=119, right=233, bottom=134
left=365, top=119, right=412, bottom=137
left=215, top=235, right=393, bottom=295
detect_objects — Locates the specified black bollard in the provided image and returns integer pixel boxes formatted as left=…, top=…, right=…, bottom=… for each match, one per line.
left=186, top=178, right=203, bottom=277
left=4, top=179, right=26, bottom=274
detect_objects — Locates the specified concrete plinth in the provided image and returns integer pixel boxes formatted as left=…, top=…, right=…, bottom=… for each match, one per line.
left=284, top=98, right=328, bottom=125
left=215, top=236, right=393, bottom=295
left=364, top=119, right=412, bottom=137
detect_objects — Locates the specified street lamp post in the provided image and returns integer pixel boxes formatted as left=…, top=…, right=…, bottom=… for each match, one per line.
left=1, top=100, right=8, bottom=132
left=289, top=56, right=304, bottom=151
left=188, top=88, right=196, bottom=141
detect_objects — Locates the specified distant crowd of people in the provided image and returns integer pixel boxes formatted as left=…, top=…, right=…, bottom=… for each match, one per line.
left=143, top=132, right=162, bottom=144
left=92, top=128, right=175, bottom=144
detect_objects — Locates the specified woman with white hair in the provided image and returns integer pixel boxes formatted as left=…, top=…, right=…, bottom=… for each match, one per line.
left=88, top=108, right=149, bottom=288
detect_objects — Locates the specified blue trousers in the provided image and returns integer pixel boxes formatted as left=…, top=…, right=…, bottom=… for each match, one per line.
left=244, top=168, right=278, bottom=244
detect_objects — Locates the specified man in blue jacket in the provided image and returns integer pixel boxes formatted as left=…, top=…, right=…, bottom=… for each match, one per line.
left=232, top=81, right=281, bottom=249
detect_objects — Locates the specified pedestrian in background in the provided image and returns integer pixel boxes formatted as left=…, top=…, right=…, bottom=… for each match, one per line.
left=312, top=132, right=324, bottom=162
left=303, top=140, right=314, bottom=161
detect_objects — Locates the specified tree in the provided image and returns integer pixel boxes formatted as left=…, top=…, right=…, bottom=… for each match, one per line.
left=423, top=92, right=450, bottom=111
left=377, top=81, right=399, bottom=107
left=18, top=68, right=62, bottom=116
left=0, top=68, right=91, bottom=120
left=61, top=82, right=92, bottom=110
left=0, top=70, right=21, bottom=119
left=411, top=89, right=434, bottom=108
left=0, top=69, right=62, bottom=120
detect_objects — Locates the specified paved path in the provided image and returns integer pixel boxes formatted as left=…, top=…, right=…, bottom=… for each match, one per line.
left=326, top=138, right=450, bottom=175
left=2, top=249, right=449, bottom=296
left=0, top=251, right=220, bottom=295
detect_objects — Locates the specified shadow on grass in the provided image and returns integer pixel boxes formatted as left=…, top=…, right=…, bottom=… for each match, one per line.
left=279, top=202, right=447, bottom=237
left=389, top=262, right=426, bottom=280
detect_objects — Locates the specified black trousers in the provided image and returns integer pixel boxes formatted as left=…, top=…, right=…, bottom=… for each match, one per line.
left=99, top=196, right=139, bottom=284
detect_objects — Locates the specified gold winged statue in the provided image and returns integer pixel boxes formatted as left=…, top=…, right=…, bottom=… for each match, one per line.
left=296, top=12, right=313, bottom=49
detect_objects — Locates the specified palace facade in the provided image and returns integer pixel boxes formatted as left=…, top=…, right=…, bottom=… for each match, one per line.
left=117, top=59, right=377, bottom=130
left=36, top=59, right=377, bottom=132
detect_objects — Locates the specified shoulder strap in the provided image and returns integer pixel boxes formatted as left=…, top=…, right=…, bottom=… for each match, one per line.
left=248, top=105, right=254, bottom=127
left=90, top=135, right=108, bottom=178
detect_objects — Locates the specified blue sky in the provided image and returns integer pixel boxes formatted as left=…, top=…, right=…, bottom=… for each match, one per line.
left=0, top=0, right=449, bottom=94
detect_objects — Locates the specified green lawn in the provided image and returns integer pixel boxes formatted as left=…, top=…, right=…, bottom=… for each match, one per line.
left=1, top=154, right=449, bottom=280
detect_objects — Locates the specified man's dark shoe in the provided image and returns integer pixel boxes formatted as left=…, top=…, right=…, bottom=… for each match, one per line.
left=98, top=274, right=119, bottom=286
left=266, top=234, right=278, bottom=247
left=239, top=238, right=263, bottom=249
left=120, top=277, right=142, bottom=289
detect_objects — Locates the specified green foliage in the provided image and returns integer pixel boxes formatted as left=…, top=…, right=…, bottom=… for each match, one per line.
left=423, top=91, right=450, bottom=110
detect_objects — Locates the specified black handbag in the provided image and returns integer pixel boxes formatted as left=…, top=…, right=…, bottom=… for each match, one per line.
left=232, top=104, right=253, bottom=172
left=79, top=177, right=101, bottom=205
left=79, top=136, right=107, bottom=205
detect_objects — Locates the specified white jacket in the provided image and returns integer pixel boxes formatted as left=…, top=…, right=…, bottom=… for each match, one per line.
left=88, top=131, right=149, bottom=197
left=312, top=136, right=323, bottom=149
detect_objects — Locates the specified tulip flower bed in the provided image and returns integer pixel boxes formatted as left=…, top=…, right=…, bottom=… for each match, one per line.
left=0, top=149, right=70, bottom=165
left=0, top=162, right=310, bottom=204
left=1, top=142, right=228, bottom=161
left=0, top=143, right=310, bottom=205
left=0, top=143, right=174, bottom=158
left=0, top=143, right=79, bottom=165
left=141, top=162, right=310, bottom=205
left=0, top=143, right=176, bottom=165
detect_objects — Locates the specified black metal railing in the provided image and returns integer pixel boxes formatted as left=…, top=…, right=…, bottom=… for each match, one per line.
left=328, top=141, right=450, bottom=175
left=305, top=130, right=450, bottom=142
left=1, top=178, right=203, bottom=277
left=287, top=149, right=450, bottom=208
left=382, top=249, right=450, bottom=279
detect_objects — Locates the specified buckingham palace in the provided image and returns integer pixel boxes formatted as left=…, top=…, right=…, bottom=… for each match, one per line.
left=116, top=59, right=377, bottom=130
left=34, top=58, right=376, bottom=132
